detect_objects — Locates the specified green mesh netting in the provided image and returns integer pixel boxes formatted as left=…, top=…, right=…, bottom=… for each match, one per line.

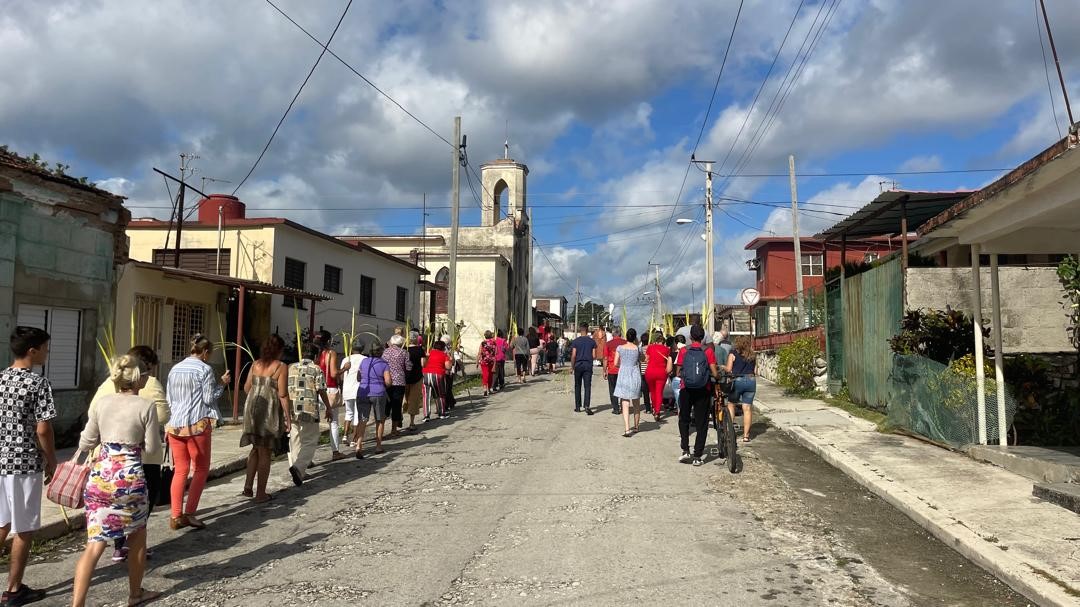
left=888, top=354, right=1018, bottom=448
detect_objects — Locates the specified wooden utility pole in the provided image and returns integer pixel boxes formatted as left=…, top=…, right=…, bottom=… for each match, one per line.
left=649, top=262, right=663, bottom=325
left=448, top=117, right=462, bottom=327
left=703, top=161, right=714, bottom=331
left=575, top=277, right=580, bottom=329
left=789, top=155, right=805, bottom=328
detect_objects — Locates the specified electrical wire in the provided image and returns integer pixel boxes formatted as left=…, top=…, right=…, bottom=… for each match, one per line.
left=233, top=0, right=353, bottom=195
left=1035, top=0, right=1063, bottom=139
left=265, top=0, right=456, bottom=150
left=646, top=0, right=745, bottom=266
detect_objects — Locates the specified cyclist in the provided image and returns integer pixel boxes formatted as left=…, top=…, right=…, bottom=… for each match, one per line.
left=674, top=325, right=719, bottom=466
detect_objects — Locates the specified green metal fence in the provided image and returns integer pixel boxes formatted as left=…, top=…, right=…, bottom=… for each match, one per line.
left=825, top=277, right=843, bottom=389
left=842, top=258, right=903, bottom=410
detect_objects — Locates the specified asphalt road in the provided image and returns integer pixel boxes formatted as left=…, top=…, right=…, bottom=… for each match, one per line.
left=16, top=372, right=1031, bottom=606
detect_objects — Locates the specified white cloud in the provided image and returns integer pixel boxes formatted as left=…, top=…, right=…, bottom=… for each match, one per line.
left=899, top=155, right=943, bottom=172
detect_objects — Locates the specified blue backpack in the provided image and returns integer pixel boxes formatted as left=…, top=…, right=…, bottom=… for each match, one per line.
left=680, top=346, right=709, bottom=389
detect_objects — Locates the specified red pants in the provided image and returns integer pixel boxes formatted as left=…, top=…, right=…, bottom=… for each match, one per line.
left=168, top=427, right=212, bottom=518
left=481, top=363, right=494, bottom=390
left=645, top=370, right=668, bottom=416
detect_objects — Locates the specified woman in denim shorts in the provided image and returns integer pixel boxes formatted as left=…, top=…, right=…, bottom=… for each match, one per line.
left=723, top=335, right=757, bottom=442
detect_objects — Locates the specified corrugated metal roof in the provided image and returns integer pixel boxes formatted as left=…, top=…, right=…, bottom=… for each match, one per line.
left=815, top=190, right=972, bottom=240
left=130, top=261, right=332, bottom=301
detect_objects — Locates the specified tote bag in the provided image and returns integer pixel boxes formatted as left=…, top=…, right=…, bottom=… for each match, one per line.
left=46, top=451, right=90, bottom=509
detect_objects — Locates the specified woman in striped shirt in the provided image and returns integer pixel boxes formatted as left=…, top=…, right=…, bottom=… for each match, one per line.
left=165, top=335, right=229, bottom=531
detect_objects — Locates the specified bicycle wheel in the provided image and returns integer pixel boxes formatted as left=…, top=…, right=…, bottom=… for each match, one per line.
left=712, top=398, right=725, bottom=459
left=723, top=408, right=737, bottom=473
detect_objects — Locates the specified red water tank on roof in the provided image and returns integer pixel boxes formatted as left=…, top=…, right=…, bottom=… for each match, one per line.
left=198, top=194, right=246, bottom=224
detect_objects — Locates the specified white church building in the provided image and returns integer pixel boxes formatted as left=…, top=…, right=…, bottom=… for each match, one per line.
left=345, top=156, right=533, bottom=357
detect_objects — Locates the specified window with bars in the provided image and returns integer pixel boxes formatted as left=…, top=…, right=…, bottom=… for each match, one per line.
left=359, top=275, right=374, bottom=315
left=323, top=265, right=342, bottom=293
left=133, top=295, right=164, bottom=352
left=801, top=254, right=823, bottom=276
left=171, top=301, right=207, bottom=362
left=283, top=257, right=306, bottom=309
left=396, top=287, right=408, bottom=322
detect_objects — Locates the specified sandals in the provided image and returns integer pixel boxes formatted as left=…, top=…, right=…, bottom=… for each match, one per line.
left=622, top=431, right=633, bottom=438
left=128, top=588, right=163, bottom=606
left=184, top=515, right=207, bottom=529
left=742, top=436, right=752, bottom=442
left=374, top=446, right=385, bottom=454
left=252, top=494, right=275, bottom=504
left=241, top=488, right=254, bottom=498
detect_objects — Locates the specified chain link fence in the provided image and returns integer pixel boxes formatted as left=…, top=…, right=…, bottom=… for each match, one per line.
left=888, top=354, right=1018, bottom=448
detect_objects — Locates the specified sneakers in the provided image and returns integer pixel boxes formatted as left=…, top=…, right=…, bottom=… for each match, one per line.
left=1, top=584, right=45, bottom=606
left=692, top=457, right=704, bottom=467
left=111, top=546, right=129, bottom=562
left=679, top=452, right=692, bottom=464
left=585, top=408, right=595, bottom=416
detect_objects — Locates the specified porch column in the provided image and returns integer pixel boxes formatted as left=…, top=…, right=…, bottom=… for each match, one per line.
left=900, top=197, right=909, bottom=307
left=971, top=244, right=987, bottom=445
left=309, top=300, right=317, bottom=335
left=989, top=254, right=1007, bottom=445
left=231, top=285, right=246, bottom=421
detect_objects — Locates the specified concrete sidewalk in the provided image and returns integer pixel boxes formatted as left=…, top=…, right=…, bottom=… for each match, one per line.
left=752, top=379, right=1080, bottom=607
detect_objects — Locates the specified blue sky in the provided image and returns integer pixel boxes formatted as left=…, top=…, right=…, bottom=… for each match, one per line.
left=2, top=0, right=1078, bottom=327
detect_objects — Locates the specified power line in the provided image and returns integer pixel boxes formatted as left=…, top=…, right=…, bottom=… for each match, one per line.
left=715, top=0, right=807, bottom=177
left=265, top=0, right=456, bottom=150
left=1035, top=0, right=1063, bottom=138
left=647, top=0, right=745, bottom=266
left=233, top=0, right=353, bottom=195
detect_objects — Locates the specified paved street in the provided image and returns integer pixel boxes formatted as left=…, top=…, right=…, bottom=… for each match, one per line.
left=20, top=372, right=1028, bottom=606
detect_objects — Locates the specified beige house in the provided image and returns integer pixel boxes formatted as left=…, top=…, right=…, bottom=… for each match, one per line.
left=344, top=157, right=533, bottom=356
left=127, top=195, right=427, bottom=344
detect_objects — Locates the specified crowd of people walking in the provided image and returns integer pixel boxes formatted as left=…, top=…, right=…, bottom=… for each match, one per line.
left=0, top=316, right=752, bottom=606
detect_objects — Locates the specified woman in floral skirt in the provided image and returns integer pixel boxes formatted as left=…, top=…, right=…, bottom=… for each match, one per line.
left=73, top=354, right=163, bottom=606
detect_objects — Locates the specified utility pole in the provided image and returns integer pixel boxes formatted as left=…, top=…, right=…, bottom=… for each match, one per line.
left=448, top=117, right=462, bottom=328
left=789, top=154, right=805, bottom=328
left=704, top=161, right=715, bottom=332
left=575, top=277, right=581, bottom=330
left=649, top=262, right=662, bottom=325
left=173, top=152, right=199, bottom=268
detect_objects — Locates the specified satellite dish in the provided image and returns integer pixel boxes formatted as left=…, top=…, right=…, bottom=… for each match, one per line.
left=739, top=288, right=761, bottom=306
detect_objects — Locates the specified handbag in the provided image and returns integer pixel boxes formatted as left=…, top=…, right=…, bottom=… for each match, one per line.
left=157, top=438, right=174, bottom=507
left=46, top=451, right=91, bottom=509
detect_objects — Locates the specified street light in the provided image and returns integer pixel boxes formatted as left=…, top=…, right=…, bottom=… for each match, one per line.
left=676, top=218, right=708, bottom=240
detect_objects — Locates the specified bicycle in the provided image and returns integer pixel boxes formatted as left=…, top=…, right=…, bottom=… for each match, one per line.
left=710, top=384, right=741, bottom=473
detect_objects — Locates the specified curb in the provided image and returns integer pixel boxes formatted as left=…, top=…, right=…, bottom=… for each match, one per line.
left=777, top=423, right=1074, bottom=607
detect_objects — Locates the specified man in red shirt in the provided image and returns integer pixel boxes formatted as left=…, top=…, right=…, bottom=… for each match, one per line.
left=674, top=325, right=719, bottom=466
left=603, top=327, right=626, bottom=415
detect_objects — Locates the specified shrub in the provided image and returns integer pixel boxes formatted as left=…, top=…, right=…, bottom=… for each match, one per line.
left=1057, top=255, right=1080, bottom=351
left=889, top=308, right=987, bottom=365
left=777, top=336, right=820, bottom=394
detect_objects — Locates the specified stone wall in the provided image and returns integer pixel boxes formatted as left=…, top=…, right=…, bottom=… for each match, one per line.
left=906, top=266, right=1071, bottom=353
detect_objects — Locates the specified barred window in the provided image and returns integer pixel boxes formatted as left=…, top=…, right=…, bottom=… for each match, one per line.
left=284, top=258, right=306, bottom=309
left=396, top=287, right=408, bottom=322
left=324, top=265, right=342, bottom=293
left=359, top=275, right=375, bottom=315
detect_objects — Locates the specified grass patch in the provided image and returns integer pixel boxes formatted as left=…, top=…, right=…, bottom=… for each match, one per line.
left=452, top=375, right=483, bottom=396
left=818, top=394, right=888, bottom=429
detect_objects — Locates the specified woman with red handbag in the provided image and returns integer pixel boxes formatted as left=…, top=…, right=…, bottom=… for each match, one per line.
left=72, top=354, right=163, bottom=607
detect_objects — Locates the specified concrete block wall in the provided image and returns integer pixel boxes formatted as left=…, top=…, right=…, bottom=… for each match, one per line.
left=1, top=193, right=119, bottom=443
left=906, top=267, right=1072, bottom=353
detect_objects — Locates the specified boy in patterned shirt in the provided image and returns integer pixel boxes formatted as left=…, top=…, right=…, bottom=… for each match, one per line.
left=286, top=343, right=331, bottom=487
left=0, top=327, right=57, bottom=606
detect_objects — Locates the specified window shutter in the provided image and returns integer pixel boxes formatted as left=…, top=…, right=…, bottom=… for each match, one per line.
left=46, top=309, right=81, bottom=389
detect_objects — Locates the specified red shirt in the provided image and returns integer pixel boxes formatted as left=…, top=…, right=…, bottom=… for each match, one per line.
left=423, top=349, right=450, bottom=376
left=318, top=350, right=338, bottom=389
left=675, top=342, right=718, bottom=367
left=645, top=343, right=671, bottom=375
left=605, top=337, right=626, bottom=375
